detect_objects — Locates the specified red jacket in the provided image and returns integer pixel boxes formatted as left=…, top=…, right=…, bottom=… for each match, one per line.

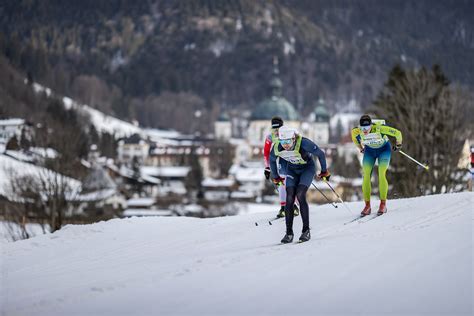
left=263, top=134, right=272, bottom=168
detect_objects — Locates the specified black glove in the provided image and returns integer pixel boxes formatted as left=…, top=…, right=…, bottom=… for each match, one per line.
left=264, top=168, right=271, bottom=180
left=392, top=143, right=402, bottom=152
left=317, top=170, right=331, bottom=181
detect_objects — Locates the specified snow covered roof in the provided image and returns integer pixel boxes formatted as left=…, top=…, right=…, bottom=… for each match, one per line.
left=202, top=178, right=235, bottom=187
left=0, top=118, right=25, bottom=126
left=140, top=174, right=161, bottom=184
left=126, top=198, right=156, bottom=208
left=5, top=150, right=35, bottom=163
left=157, top=181, right=187, bottom=195
left=123, top=209, right=174, bottom=217
left=230, top=191, right=256, bottom=199
left=28, top=147, right=58, bottom=159
left=229, top=164, right=264, bottom=183
left=82, top=166, right=117, bottom=191
left=76, top=189, right=117, bottom=202
left=144, top=128, right=182, bottom=141
left=140, top=166, right=190, bottom=178
left=0, top=154, right=81, bottom=199
left=182, top=204, right=204, bottom=213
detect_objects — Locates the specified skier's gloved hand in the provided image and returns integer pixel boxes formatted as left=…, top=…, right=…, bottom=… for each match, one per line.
left=272, top=177, right=285, bottom=186
left=264, top=168, right=271, bottom=180
left=318, top=170, right=331, bottom=181
left=360, top=146, right=365, bottom=154
left=392, top=143, right=402, bottom=152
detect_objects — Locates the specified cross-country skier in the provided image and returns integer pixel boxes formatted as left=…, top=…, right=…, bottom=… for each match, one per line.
left=263, top=116, right=299, bottom=218
left=351, top=114, right=403, bottom=216
left=269, top=126, right=330, bottom=243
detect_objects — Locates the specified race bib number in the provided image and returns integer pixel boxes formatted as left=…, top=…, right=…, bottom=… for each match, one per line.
left=361, top=133, right=385, bottom=146
left=278, top=151, right=306, bottom=164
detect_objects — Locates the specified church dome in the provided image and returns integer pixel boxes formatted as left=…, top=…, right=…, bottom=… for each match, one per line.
left=250, top=57, right=298, bottom=121
left=251, top=96, right=299, bottom=121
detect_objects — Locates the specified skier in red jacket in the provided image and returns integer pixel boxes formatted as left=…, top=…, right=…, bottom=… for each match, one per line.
left=263, top=116, right=299, bottom=218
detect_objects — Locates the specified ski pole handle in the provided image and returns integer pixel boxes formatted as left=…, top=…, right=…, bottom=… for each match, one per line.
left=399, top=150, right=429, bottom=170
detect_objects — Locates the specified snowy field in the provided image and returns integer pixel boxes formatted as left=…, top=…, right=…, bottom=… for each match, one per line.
left=1, top=192, right=472, bottom=316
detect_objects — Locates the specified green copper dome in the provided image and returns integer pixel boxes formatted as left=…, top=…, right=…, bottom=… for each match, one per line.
left=251, top=96, right=299, bottom=120
left=251, top=56, right=298, bottom=121
left=313, top=105, right=330, bottom=122
left=217, top=112, right=230, bottom=122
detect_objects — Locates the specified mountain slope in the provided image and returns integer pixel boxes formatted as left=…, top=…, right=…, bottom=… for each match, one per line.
left=1, top=0, right=472, bottom=130
left=2, top=192, right=473, bottom=315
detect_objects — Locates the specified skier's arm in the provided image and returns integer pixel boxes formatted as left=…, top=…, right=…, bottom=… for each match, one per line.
left=302, top=138, right=327, bottom=172
left=263, top=136, right=272, bottom=168
left=351, top=127, right=364, bottom=151
left=380, top=125, right=403, bottom=145
left=269, top=147, right=279, bottom=179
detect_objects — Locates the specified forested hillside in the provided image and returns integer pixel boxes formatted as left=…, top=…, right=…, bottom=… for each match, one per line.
left=1, top=0, right=472, bottom=132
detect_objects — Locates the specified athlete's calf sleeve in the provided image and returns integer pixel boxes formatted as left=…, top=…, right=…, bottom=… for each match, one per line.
left=378, top=160, right=390, bottom=200
left=295, top=185, right=309, bottom=231
left=362, top=164, right=374, bottom=201
left=285, top=186, right=297, bottom=234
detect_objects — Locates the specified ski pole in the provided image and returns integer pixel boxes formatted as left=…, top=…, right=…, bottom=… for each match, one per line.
left=266, top=177, right=281, bottom=194
left=254, top=179, right=283, bottom=226
left=399, top=150, right=430, bottom=170
left=268, top=217, right=284, bottom=225
left=311, top=181, right=338, bottom=208
left=323, top=179, right=353, bottom=214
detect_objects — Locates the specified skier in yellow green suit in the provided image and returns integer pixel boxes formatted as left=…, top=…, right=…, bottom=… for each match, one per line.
left=351, top=114, right=403, bottom=216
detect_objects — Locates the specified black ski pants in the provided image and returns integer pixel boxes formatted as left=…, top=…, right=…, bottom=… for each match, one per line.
left=285, top=184, right=310, bottom=234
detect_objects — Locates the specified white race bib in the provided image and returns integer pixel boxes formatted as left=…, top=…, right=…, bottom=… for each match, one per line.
left=277, top=150, right=306, bottom=164
left=361, top=133, right=385, bottom=147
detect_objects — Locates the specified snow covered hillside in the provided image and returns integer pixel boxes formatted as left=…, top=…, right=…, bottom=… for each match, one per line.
left=2, top=192, right=472, bottom=316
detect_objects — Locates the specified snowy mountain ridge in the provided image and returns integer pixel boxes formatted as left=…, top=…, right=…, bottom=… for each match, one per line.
left=32, top=81, right=182, bottom=140
left=2, top=192, right=473, bottom=315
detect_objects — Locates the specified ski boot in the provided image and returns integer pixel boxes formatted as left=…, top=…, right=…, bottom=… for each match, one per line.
left=293, top=204, right=300, bottom=217
left=299, top=229, right=311, bottom=242
left=361, top=201, right=371, bottom=216
left=377, top=200, right=387, bottom=215
left=281, top=233, right=294, bottom=244
left=276, top=206, right=285, bottom=218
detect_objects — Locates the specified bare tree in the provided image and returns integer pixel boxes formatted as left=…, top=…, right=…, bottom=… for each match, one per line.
left=373, top=64, right=473, bottom=197
left=4, top=163, right=81, bottom=239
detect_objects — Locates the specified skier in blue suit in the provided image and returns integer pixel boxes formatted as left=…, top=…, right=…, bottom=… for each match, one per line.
left=270, top=126, right=330, bottom=243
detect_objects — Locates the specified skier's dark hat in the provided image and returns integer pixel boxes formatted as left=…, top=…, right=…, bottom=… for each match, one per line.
left=359, top=114, right=372, bottom=127
left=271, top=116, right=284, bottom=128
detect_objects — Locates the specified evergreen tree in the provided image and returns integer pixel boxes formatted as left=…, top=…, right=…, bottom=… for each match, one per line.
left=373, top=64, right=472, bottom=197
left=185, top=148, right=204, bottom=200
left=6, top=136, right=20, bottom=150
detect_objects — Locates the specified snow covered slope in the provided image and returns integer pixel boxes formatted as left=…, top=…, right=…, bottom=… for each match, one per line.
left=2, top=192, right=472, bottom=316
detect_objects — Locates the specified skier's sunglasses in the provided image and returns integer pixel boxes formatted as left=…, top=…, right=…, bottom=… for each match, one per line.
left=280, top=139, right=293, bottom=145
left=359, top=125, right=371, bottom=133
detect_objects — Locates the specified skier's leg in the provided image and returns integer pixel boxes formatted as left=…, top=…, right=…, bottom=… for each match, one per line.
left=378, top=143, right=392, bottom=201
left=284, top=170, right=298, bottom=235
left=285, top=185, right=296, bottom=235
left=362, top=150, right=376, bottom=202
left=296, top=163, right=315, bottom=232
left=295, top=185, right=310, bottom=231
left=283, top=175, right=299, bottom=216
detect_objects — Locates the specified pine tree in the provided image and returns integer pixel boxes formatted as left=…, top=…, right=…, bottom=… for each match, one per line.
left=373, top=64, right=472, bottom=197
